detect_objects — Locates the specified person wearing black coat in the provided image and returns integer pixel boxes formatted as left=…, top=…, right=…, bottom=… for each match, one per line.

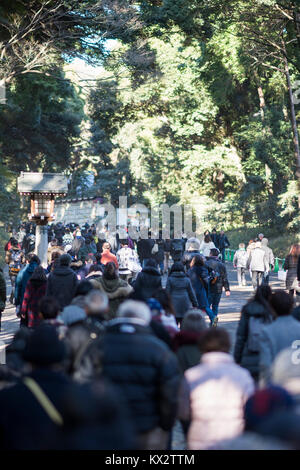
left=152, top=238, right=165, bottom=274
left=166, top=262, right=198, bottom=323
left=46, top=254, right=79, bottom=309
left=101, top=300, right=181, bottom=450
left=137, top=236, right=155, bottom=267
left=234, top=285, right=273, bottom=382
left=132, top=259, right=162, bottom=300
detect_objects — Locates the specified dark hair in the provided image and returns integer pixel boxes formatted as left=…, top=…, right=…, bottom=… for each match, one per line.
left=191, top=254, right=205, bottom=267
left=204, top=234, right=212, bottom=243
left=11, top=238, right=19, bottom=247
left=39, top=297, right=60, bottom=319
left=119, top=239, right=128, bottom=246
left=250, top=285, right=274, bottom=321
left=198, top=328, right=231, bottom=354
left=27, top=253, right=40, bottom=265
left=154, top=288, right=175, bottom=316
left=88, top=264, right=103, bottom=274
left=270, top=290, right=294, bottom=317
left=103, top=262, right=118, bottom=280
left=210, top=248, right=219, bottom=257
left=31, top=266, right=47, bottom=282
left=181, top=310, right=207, bottom=333
left=75, top=280, right=94, bottom=297
left=145, top=258, right=157, bottom=268
left=60, top=253, right=72, bottom=266
left=95, top=252, right=102, bottom=264
left=169, top=262, right=185, bottom=274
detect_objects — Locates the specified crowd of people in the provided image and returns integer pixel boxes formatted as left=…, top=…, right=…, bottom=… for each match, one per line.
left=0, top=222, right=300, bottom=450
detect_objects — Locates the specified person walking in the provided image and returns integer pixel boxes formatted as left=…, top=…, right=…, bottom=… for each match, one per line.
left=233, top=243, right=248, bottom=287
left=15, top=254, right=40, bottom=322
left=20, top=266, right=47, bottom=328
left=91, top=262, right=133, bottom=319
left=5, top=238, right=25, bottom=304
left=131, top=259, right=162, bottom=301
left=199, top=234, right=216, bottom=258
left=259, top=290, right=300, bottom=386
left=182, top=238, right=201, bottom=271
left=218, top=230, right=230, bottom=263
left=247, top=241, right=269, bottom=290
left=284, top=244, right=300, bottom=297
left=170, top=238, right=185, bottom=263
left=206, top=248, right=230, bottom=325
left=178, top=328, right=255, bottom=450
left=166, top=262, right=198, bottom=325
left=187, top=255, right=216, bottom=326
left=0, top=267, right=6, bottom=331
left=102, top=300, right=180, bottom=450
left=260, top=238, right=275, bottom=285
left=46, top=254, right=79, bottom=310
left=234, top=285, right=273, bottom=382
left=100, top=242, right=119, bottom=269
left=117, top=239, right=141, bottom=282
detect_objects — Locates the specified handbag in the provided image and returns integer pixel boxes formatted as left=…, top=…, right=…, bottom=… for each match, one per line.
left=291, top=278, right=300, bottom=293
left=278, top=270, right=287, bottom=282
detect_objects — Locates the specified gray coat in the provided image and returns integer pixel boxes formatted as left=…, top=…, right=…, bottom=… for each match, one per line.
left=166, top=272, right=198, bottom=318
left=261, top=239, right=275, bottom=269
left=247, top=247, right=269, bottom=273
left=259, top=315, right=300, bottom=385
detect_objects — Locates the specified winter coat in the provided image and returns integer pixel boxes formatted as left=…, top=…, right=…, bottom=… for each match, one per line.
left=5, top=247, right=25, bottom=272
left=205, top=257, right=230, bottom=294
left=233, top=249, right=248, bottom=268
left=166, top=272, right=198, bottom=318
left=284, top=255, right=299, bottom=291
left=234, top=300, right=272, bottom=380
left=46, top=265, right=79, bottom=309
left=199, top=241, right=216, bottom=257
left=101, top=251, right=119, bottom=268
left=116, top=247, right=140, bottom=275
left=187, top=265, right=210, bottom=309
left=178, top=352, right=255, bottom=450
left=15, top=262, right=39, bottom=307
left=173, top=331, right=204, bottom=373
left=0, top=269, right=6, bottom=312
left=0, top=369, right=81, bottom=450
left=132, top=266, right=162, bottom=300
left=261, top=238, right=275, bottom=269
left=259, top=316, right=300, bottom=385
left=170, top=239, right=185, bottom=261
left=137, top=238, right=155, bottom=260
left=218, top=234, right=230, bottom=250
left=91, top=277, right=133, bottom=319
left=247, top=247, right=269, bottom=273
left=21, top=279, right=47, bottom=328
left=102, top=318, right=181, bottom=434
left=153, top=239, right=165, bottom=263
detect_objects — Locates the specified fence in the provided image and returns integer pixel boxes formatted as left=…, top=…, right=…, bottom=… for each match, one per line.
left=224, top=249, right=285, bottom=273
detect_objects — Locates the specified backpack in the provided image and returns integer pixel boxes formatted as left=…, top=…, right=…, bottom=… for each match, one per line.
left=9, top=249, right=22, bottom=275
left=247, top=316, right=264, bottom=353
left=207, top=265, right=220, bottom=285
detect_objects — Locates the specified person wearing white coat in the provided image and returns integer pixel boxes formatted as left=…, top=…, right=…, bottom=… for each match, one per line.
left=178, top=328, right=255, bottom=450
left=199, top=235, right=216, bottom=258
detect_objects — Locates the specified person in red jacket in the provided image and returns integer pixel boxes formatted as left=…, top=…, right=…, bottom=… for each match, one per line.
left=101, top=242, right=119, bottom=269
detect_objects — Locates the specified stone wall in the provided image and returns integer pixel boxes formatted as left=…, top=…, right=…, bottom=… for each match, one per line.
left=54, top=198, right=105, bottom=225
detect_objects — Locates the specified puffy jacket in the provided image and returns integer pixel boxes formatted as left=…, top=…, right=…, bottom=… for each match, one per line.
left=132, top=266, right=162, bottom=300
left=199, top=241, right=216, bottom=257
left=166, top=272, right=198, bottom=318
left=234, top=300, right=272, bottom=380
left=178, top=352, right=254, bottom=450
left=46, top=265, right=79, bottom=309
left=137, top=239, right=155, bottom=260
left=91, top=277, right=133, bottom=319
left=102, top=318, right=181, bottom=434
left=15, top=262, right=39, bottom=307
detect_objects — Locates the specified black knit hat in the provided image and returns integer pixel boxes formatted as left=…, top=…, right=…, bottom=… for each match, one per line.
left=22, top=324, right=66, bottom=366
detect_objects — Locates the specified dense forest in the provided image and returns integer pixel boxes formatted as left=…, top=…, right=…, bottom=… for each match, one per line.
left=1, top=0, right=300, bottom=232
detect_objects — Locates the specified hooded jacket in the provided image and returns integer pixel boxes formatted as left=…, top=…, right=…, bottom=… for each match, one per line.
left=91, top=277, right=133, bottom=319
left=15, top=262, right=39, bottom=307
left=132, top=266, right=162, bottom=300
left=46, top=265, right=79, bottom=309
